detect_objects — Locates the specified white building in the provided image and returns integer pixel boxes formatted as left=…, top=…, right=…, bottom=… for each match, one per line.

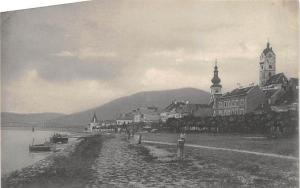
left=88, top=113, right=100, bottom=132
left=116, top=113, right=133, bottom=125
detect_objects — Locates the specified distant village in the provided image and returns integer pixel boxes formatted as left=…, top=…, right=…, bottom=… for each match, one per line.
left=88, top=42, right=298, bottom=131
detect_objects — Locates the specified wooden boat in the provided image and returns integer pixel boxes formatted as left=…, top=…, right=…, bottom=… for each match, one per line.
left=29, top=138, right=52, bottom=152
left=29, top=144, right=52, bottom=152
left=50, top=133, right=68, bottom=144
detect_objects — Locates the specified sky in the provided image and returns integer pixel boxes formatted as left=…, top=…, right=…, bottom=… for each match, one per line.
left=1, top=0, right=299, bottom=114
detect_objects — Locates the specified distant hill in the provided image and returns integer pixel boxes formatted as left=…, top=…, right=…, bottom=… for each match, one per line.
left=1, top=112, right=64, bottom=127
left=47, top=87, right=210, bottom=128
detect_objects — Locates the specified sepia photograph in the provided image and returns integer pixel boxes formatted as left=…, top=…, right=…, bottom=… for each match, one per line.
left=1, top=0, right=299, bottom=187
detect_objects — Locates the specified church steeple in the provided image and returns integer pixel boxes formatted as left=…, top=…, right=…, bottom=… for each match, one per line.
left=211, top=60, right=221, bottom=86
left=259, top=41, right=276, bottom=86
left=210, top=60, right=222, bottom=106
left=91, top=112, right=98, bottom=123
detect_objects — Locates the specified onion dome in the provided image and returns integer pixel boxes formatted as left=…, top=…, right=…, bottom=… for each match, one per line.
left=211, top=61, right=221, bottom=87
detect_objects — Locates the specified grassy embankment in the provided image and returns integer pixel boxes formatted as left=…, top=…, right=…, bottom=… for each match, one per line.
left=2, top=134, right=105, bottom=188
left=142, top=133, right=298, bottom=187
left=142, top=133, right=298, bottom=156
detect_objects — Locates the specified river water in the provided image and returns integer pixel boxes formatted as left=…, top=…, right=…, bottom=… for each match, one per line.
left=1, top=128, right=63, bottom=175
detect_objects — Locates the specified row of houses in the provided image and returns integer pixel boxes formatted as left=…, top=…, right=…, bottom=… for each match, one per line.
left=114, top=100, right=212, bottom=126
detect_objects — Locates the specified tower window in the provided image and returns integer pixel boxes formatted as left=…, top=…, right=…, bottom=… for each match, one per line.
left=269, top=65, right=272, bottom=69
left=269, top=72, right=272, bottom=77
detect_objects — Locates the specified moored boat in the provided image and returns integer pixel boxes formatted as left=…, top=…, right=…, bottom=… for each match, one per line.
left=29, top=144, right=52, bottom=152
left=50, top=133, right=68, bottom=144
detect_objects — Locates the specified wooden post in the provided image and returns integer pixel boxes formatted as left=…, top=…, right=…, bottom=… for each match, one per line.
left=138, top=134, right=142, bottom=144
left=177, top=139, right=185, bottom=161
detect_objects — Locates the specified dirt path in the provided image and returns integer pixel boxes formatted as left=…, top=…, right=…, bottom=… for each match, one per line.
left=142, top=140, right=298, bottom=161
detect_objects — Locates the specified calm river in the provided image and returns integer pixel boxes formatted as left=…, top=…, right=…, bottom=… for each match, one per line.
left=1, top=128, right=64, bottom=175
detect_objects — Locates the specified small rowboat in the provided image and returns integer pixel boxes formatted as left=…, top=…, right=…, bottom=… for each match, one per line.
left=29, top=144, right=52, bottom=152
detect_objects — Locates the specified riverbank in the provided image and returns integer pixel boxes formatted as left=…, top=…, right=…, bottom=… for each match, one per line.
left=2, top=133, right=298, bottom=187
left=2, top=134, right=105, bottom=188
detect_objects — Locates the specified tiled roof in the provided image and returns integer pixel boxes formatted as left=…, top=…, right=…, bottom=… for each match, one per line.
left=289, top=77, right=298, bottom=85
left=221, top=86, right=255, bottom=98
left=265, top=73, right=287, bottom=85
left=164, top=101, right=188, bottom=112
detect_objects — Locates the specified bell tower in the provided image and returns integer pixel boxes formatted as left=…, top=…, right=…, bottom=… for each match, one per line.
left=259, top=42, right=276, bottom=86
left=210, top=60, right=222, bottom=105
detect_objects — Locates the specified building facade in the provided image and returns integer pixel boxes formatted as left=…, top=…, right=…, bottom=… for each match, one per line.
left=116, top=113, right=133, bottom=125
left=215, top=86, right=266, bottom=116
left=160, top=100, right=188, bottom=122
left=259, top=42, right=276, bottom=86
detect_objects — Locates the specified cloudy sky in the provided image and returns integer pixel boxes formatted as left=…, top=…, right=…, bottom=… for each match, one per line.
left=1, top=0, right=299, bottom=114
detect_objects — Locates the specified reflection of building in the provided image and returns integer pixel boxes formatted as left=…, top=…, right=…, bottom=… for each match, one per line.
left=89, top=112, right=100, bottom=132
left=116, top=113, right=133, bottom=125
left=133, top=107, right=160, bottom=123
left=215, top=85, right=266, bottom=116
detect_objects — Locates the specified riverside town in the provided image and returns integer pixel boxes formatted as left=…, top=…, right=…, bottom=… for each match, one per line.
left=1, top=1, right=299, bottom=188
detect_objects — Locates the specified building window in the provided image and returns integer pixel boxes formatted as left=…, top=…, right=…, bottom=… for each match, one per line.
left=219, top=102, right=223, bottom=108
left=240, top=99, right=244, bottom=106
left=269, top=72, right=272, bottom=77
left=269, top=65, right=272, bottom=69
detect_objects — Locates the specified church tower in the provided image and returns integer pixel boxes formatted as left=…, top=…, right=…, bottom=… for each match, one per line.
left=259, top=42, right=276, bottom=86
left=210, top=60, right=222, bottom=105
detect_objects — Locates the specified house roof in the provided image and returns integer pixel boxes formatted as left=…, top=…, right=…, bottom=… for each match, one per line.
left=265, top=73, right=287, bottom=86
left=264, top=89, right=277, bottom=98
left=289, top=77, right=299, bottom=85
left=221, top=86, right=255, bottom=98
left=164, top=101, right=188, bottom=112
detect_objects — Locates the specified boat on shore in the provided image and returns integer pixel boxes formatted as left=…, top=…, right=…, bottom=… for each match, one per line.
left=50, top=133, right=69, bottom=144
left=29, top=143, right=52, bottom=152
